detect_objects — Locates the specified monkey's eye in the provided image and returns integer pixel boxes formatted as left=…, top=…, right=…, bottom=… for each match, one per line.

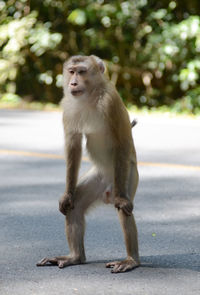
left=69, top=70, right=74, bottom=75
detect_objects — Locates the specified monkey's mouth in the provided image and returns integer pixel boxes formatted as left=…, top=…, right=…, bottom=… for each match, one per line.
left=71, top=89, right=84, bottom=96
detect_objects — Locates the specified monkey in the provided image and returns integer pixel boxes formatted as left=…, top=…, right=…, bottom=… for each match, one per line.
left=37, top=55, right=140, bottom=273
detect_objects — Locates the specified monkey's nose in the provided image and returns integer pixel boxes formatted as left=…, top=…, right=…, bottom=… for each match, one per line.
left=70, top=82, right=78, bottom=86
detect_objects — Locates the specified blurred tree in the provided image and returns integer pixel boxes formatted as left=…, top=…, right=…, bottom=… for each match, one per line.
left=0, top=0, right=200, bottom=113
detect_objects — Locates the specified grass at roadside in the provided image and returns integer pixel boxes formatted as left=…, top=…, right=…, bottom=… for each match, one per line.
left=0, top=94, right=199, bottom=118
left=0, top=94, right=60, bottom=111
left=129, top=105, right=199, bottom=119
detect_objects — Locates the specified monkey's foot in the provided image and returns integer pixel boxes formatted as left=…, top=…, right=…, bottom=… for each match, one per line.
left=36, top=256, right=83, bottom=269
left=106, top=257, right=140, bottom=273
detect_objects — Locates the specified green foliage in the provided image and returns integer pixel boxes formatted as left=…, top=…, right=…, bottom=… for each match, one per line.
left=0, top=0, right=200, bottom=113
left=172, top=87, right=200, bottom=114
left=68, top=9, right=87, bottom=26
left=1, top=92, right=21, bottom=103
left=29, top=24, right=62, bottom=56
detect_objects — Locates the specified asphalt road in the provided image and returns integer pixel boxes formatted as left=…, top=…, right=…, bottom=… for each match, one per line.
left=0, top=109, right=200, bottom=295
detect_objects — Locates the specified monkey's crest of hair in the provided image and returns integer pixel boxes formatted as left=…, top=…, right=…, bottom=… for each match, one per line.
left=68, top=55, right=87, bottom=64
left=64, top=55, right=106, bottom=74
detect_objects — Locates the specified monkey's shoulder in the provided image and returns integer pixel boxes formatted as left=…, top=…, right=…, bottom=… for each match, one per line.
left=100, top=86, right=130, bottom=121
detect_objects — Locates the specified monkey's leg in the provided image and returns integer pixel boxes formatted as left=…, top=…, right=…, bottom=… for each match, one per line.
left=106, top=162, right=140, bottom=273
left=106, top=212, right=140, bottom=273
left=37, top=168, right=107, bottom=268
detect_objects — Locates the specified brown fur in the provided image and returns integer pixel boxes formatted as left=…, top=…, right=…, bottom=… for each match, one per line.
left=37, top=55, right=140, bottom=273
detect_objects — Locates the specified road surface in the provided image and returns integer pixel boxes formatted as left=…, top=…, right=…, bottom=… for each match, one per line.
left=0, top=109, right=199, bottom=295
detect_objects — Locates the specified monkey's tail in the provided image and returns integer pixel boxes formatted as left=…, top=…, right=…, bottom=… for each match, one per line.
left=131, top=119, right=138, bottom=128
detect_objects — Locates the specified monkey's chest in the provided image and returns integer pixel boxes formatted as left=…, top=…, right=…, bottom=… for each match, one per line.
left=86, top=132, right=113, bottom=170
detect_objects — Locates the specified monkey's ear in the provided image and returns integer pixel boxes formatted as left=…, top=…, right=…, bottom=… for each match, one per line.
left=91, top=55, right=105, bottom=73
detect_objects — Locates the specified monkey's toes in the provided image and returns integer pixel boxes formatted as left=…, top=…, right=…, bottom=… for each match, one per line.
left=106, top=261, right=119, bottom=268
left=36, top=257, right=58, bottom=266
left=57, top=259, right=72, bottom=268
left=106, top=259, right=139, bottom=273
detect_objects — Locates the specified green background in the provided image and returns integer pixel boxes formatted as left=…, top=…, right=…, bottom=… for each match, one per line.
left=1, top=0, right=200, bottom=114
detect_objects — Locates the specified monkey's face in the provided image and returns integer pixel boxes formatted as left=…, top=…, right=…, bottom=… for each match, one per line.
left=63, top=56, right=105, bottom=99
left=66, top=64, right=88, bottom=97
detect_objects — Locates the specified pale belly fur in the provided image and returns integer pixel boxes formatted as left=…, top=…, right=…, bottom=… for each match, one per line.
left=86, top=131, right=114, bottom=178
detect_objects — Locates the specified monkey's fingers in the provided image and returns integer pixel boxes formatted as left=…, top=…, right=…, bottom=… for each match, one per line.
left=115, top=198, right=133, bottom=216
left=59, top=198, right=74, bottom=215
left=123, top=202, right=133, bottom=216
left=120, top=206, right=132, bottom=216
left=59, top=204, right=67, bottom=216
left=65, top=197, right=74, bottom=209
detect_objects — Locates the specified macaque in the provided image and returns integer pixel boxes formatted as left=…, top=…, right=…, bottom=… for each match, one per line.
left=37, top=55, right=140, bottom=273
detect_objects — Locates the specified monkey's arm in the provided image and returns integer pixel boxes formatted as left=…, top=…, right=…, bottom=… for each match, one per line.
left=59, top=132, right=82, bottom=215
left=113, top=142, right=133, bottom=216
left=65, top=132, right=82, bottom=194
left=106, top=91, right=134, bottom=216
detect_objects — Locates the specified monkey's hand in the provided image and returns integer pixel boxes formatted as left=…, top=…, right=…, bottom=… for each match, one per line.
left=114, top=196, right=133, bottom=216
left=59, top=193, right=74, bottom=215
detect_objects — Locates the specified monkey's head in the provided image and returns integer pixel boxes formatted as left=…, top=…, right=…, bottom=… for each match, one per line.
left=63, top=55, right=105, bottom=98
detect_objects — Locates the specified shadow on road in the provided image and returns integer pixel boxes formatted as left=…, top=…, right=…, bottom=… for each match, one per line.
left=141, top=254, right=200, bottom=272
